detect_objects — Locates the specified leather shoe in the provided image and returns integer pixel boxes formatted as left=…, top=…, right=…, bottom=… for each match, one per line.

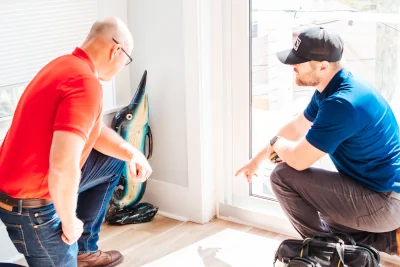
left=77, top=250, right=124, bottom=267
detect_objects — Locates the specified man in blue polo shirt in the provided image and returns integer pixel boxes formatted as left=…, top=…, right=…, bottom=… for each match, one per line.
left=236, top=27, right=400, bottom=255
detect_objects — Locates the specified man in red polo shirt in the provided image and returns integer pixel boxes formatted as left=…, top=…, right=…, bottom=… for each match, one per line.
left=0, top=17, right=151, bottom=267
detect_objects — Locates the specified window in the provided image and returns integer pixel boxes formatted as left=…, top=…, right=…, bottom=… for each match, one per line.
left=0, top=0, right=116, bottom=142
left=249, top=1, right=400, bottom=200
left=226, top=0, right=400, bottom=230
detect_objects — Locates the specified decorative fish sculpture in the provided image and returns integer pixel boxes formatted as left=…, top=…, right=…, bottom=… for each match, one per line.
left=107, top=70, right=153, bottom=210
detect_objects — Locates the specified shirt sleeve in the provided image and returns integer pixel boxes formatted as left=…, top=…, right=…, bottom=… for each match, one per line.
left=53, top=76, right=102, bottom=142
left=305, top=98, right=358, bottom=154
left=304, top=91, right=319, bottom=122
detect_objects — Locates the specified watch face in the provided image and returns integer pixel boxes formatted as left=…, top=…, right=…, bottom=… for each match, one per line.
left=270, top=136, right=278, bottom=146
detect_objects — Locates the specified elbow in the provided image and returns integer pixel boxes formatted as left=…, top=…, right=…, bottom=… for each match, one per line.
left=48, top=166, right=62, bottom=182
left=287, top=147, right=310, bottom=171
left=48, top=165, right=80, bottom=185
left=292, top=164, right=308, bottom=171
left=48, top=165, right=81, bottom=199
left=287, top=160, right=309, bottom=172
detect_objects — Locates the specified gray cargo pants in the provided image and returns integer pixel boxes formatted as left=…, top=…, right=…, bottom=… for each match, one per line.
left=270, top=163, right=400, bottom=255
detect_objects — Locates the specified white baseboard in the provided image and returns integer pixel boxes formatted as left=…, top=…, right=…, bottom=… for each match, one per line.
left=218, top=202, right=299, bottom=238
left=141, top=179, right=193, bottom=222
left=157, top=210, right=189, bottom=222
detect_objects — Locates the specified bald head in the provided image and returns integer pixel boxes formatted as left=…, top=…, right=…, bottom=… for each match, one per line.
left=81, top=16, right=134, bottom=81
left=86, top=16, right=133, bottom=51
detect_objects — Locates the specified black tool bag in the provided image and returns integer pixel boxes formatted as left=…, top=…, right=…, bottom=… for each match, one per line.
left=105, top=202, right=158, bottom=225
left=273, top=234, right=380, bottom=267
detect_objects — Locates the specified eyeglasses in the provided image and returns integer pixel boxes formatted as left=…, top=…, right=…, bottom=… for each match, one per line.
left=112, top=38, right=132, bottom=66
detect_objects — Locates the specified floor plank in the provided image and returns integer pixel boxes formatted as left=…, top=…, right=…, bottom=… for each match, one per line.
left=98, top=215, right=184, bottom=251
left=121, top=219, right=252, bottom=266
left=14, top=215, right=400, bottom=266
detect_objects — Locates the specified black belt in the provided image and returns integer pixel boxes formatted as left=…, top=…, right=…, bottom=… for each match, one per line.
left=0, top=190, right=53, bottom=212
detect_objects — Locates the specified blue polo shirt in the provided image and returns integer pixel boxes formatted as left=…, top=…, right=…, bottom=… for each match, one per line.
left=304, top=68, right=400, bottom=193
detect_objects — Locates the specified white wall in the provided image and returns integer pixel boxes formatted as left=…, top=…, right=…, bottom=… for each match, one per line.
left=126, top=0, right=218, bottom=223
left=128, top=0, right=189, bottom=187
left=0, top=223, right=22, bottom=263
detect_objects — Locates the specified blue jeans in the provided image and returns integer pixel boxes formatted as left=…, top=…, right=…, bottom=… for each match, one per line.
left=0, top=150, right=124, bottom=267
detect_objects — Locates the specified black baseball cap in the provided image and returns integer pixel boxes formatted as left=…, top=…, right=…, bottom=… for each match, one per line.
left=276, top=27, right=344, bottom=65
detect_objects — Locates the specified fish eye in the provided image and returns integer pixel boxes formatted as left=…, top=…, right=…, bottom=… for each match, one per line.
left=126, top=114, right=133, bottom=120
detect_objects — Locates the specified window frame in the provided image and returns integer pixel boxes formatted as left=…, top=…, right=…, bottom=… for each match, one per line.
left=219, top=0, right=400, bottom=237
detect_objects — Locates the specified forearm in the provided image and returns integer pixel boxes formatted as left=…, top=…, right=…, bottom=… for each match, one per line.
left=48, top=167, right=80, bottom=224
left=277, top=116, right=305, bottom=141
left=94, top=124, right=134, bottom=162
left=253, top=118, right=302, bottom=162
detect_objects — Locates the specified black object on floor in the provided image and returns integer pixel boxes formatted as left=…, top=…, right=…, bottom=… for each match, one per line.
left=105, top=202, right=159, bottom=225
left=274, top=233, right=380, bottom=267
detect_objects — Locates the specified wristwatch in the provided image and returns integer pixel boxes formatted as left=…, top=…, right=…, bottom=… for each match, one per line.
left=269, top=136, right=282, bottom=163
left=269, top=135, right=280, bottom=147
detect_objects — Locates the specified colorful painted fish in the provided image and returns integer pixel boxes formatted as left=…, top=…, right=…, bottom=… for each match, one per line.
left=107, top=70, right=153, bottom=210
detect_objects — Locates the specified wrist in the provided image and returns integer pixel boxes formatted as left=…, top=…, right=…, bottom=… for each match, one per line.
left=269, top=135, right=280, bottom=148
left=59, top=214, right=77, bottom=225
left=120, top=142, right=136, bottom=161
left=253, top=153, right=264, bottom=165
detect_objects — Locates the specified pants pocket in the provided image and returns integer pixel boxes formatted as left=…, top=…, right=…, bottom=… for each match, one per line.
left=30, top=204, right=59, bottom=227
left=3, top=222, right=29, bottom=256
left=30, top=205, right=63, bottom=246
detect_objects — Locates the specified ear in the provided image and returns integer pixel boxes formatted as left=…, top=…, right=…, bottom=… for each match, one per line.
left=109, top=44, right=121, bottom=63
left=320, top=61, right=330, bottom=72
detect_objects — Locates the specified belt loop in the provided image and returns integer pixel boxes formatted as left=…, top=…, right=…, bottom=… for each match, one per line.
left=18, top=200, right=22, bottom=214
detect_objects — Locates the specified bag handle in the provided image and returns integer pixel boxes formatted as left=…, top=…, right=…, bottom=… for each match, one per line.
left=303, top=235, right=347, bottom=266
left=300, top=238, right=312, bottom=258
left=356, top=243, right=381, bottom=263
left=330, top=232, right=356, bottom=246
left=313, top=232, right=356, bottom=246
left=330, top=243, right=346, bottom=267
left=311, top=234, right=346, bottom=245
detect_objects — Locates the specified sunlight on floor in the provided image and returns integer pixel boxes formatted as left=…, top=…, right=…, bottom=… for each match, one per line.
left=141, top=228, right=282, bottom=267
left=14, top=216, right=400, bottom=267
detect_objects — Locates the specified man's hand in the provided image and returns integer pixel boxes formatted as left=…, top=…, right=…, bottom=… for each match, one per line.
left=129, top=149, right=152, bottom=183
left=235, top=158, right=262, bottom=183
left=94, top=126, right=153, bottom=182
left=235, top=144, right=276, bottom=183
left=61, top=217, right=84, bottom=245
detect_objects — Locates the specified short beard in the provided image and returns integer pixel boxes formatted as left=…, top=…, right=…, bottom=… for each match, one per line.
left=295, top=72, right=320, bottom=87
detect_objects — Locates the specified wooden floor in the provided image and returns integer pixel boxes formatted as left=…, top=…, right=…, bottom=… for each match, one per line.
left=16, top=215, right=400, bottom=267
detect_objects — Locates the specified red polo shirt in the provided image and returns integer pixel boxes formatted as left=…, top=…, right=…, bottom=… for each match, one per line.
left=0, top=48, right=103, bottom=199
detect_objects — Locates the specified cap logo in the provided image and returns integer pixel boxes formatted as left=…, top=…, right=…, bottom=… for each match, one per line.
left=293, top=37, right=301, bottom=51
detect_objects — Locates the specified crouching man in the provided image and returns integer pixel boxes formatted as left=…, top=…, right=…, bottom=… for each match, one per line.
left=236, top=27, right=400, bottom=255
